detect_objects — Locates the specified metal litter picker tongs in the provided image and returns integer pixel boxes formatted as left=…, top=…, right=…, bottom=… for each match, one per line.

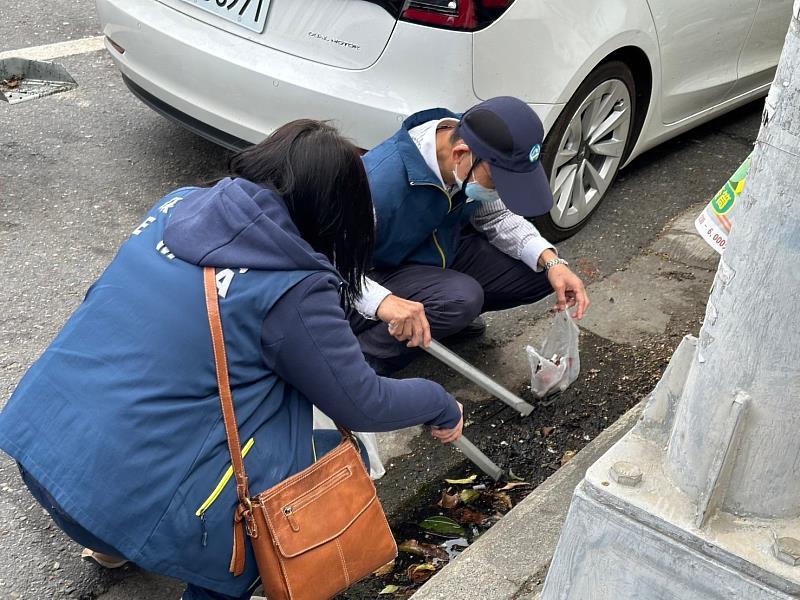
left=424, top=340, right=536, bottom=481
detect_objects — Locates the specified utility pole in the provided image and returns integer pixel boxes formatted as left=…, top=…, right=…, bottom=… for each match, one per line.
left=540, top=3, right=800, bottom=598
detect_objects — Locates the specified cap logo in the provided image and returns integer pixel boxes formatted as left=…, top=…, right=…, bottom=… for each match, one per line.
left=529, top=143, right=541, bottom=164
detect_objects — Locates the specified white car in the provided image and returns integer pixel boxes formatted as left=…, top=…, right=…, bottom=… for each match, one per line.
left=96, top=0, right=791, bottom=239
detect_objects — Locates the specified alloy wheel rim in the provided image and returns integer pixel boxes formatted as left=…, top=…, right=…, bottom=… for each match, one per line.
left=548, top=79, right=632, bottom=229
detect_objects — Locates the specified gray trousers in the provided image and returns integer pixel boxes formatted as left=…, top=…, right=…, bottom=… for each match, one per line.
left=351, top=229, right=553, bottom=370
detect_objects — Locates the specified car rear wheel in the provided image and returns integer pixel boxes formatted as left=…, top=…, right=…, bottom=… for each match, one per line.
left=534, top=60, right=637, bottom=242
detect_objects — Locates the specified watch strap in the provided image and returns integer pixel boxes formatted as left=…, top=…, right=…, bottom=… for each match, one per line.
left=543, top=257, right=569, bottom=270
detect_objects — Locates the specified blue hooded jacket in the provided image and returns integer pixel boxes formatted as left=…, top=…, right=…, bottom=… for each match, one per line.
left=0, top=178, right=460, bottom=595
left=363, top=108, right=480, bottom=270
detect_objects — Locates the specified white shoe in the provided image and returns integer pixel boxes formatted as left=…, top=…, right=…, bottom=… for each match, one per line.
left=81, top=548, right=129, bottom=569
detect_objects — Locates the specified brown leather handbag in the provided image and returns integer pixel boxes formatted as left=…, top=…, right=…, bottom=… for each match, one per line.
left=203, top=267, right=397, bottom=600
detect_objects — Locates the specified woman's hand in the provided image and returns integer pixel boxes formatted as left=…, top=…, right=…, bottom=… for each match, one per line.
left=377, top=294, right=432, bottom=348
left=431, top=402, right=463, bottom=444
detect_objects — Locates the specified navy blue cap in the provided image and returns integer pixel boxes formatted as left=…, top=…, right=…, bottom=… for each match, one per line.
left=459, top=96, right=553, bottom=217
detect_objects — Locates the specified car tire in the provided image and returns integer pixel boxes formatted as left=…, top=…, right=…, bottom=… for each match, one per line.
left=533, top=60, right=638, bottom=242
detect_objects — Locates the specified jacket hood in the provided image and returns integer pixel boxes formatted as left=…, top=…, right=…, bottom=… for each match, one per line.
left=393, top=108, right=462, bottom=186
left=163, top=178, right=337, bottom=275
left=401, top=107, right=460, bottom=132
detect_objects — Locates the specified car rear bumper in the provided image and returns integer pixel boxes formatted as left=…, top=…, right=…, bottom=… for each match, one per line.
left=121, top=73, right=249, bottom=151
left=97, top=0, right=559, bottom=148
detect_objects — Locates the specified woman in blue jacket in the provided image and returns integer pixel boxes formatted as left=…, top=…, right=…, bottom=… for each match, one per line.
left=0, top=120, right=463, bottom=600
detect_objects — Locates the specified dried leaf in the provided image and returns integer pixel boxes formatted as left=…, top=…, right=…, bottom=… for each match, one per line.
left=560, top=450, right=577, bottom=466
left=397, top=539, right=448, bottom=561
left=2, top=75, right=23, bottom=90
left=508, top=469, right=525, bottom=482
left=423, top=544, right=449, bottom=562
left=419, top=515, right=467, bottom=537
left=407, top=563, right=436, bottom=584
left=491, top=491, right=513, bottom=512
left=458, top=488, right=480, bottom=504
left=452, top=507, right=487, bottom=525
left=398, top=540, right=426, bottom=557
left=437, top=490, right=460, bottom=509
left=497, top=481, right=531, bottom=491
left=444, top=474, right=477, bottom=485
left=541, top=426, right=555, bottom=437
left=373, top=559, right=395, bottom=576
left=379, top=584, right=400, bottom=594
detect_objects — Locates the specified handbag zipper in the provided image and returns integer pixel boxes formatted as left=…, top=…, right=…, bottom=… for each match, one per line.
left=282, top=466, right=352, bottom=532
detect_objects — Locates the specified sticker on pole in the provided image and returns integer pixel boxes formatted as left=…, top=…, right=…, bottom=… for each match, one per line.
left=694, top=154, right=752, bottom=254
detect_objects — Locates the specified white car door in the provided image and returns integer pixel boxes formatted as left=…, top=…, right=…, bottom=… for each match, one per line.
left=732, top=0, right=793, bottom=96
left=646, top=0, right=760, bottom=124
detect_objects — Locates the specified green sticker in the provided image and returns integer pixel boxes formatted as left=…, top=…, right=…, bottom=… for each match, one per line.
left=712, top=182, right=736, bottom=215
left=710, top=153, right=752, bottom=216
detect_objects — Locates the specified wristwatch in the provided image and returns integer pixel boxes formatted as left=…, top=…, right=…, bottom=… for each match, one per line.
left=543, top=257, right=569, bottom=271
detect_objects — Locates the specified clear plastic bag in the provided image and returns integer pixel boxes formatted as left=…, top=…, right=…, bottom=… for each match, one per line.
left=526, top=310, right=580, bottom=398
left=312, top=407, right=386, bottom=480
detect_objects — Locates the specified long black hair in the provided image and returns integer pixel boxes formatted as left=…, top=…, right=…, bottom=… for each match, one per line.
left=226, top=120, right=374, bottom=304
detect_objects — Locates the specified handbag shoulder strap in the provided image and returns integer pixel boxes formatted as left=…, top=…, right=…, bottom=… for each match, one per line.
left=203, top=266, right=251, bottom=504
left=204, top=267, right=254, bottom=577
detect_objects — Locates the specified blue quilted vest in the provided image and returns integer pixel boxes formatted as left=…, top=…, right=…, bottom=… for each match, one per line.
left=364, top=108, right=480, bottom=270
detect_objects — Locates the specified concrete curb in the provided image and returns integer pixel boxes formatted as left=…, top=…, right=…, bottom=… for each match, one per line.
left=412, top=401, right=645, bottom=599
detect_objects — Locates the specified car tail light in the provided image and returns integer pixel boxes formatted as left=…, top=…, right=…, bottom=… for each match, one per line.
left=401, top=0, right=514, bottom=31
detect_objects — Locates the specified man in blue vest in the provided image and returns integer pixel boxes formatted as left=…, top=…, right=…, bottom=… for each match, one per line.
left=351, top=96, right=590, bottom=375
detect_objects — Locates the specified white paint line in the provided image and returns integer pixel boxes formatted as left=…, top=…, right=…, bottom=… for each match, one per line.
left=0, top=36, right=106, bottom=62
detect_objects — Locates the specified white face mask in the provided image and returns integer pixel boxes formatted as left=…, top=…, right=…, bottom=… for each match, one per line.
left=452, top=161, right=466, bottom=191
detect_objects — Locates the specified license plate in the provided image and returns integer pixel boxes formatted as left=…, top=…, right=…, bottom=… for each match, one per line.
left=179, top=0, right=272, bottom=34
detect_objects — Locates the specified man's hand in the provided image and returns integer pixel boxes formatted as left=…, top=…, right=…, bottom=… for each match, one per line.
left=431, top=402, right=463, bottom=444
left=376, top=294, right=432, bottom=348
left=546, top=264, right=590, bottom=319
